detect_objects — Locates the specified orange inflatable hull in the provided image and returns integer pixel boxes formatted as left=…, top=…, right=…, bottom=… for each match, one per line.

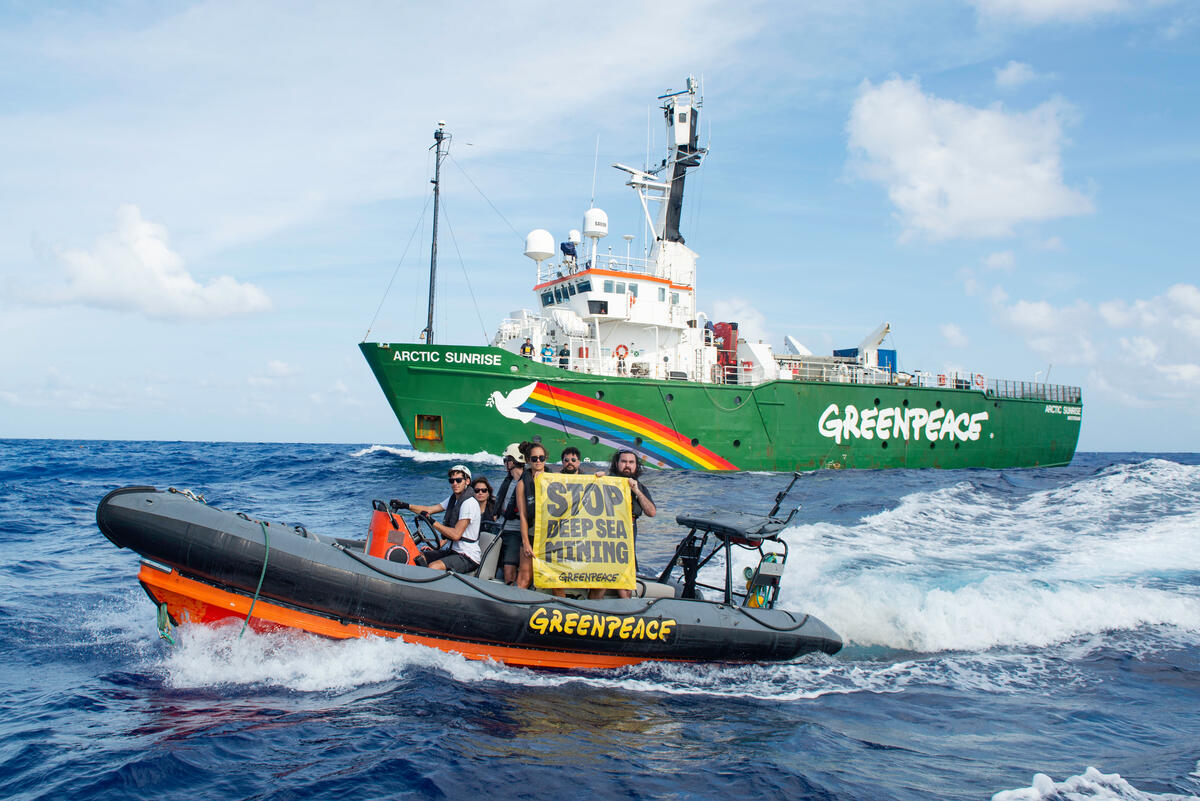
left=139, top=562, right=661, bottom=670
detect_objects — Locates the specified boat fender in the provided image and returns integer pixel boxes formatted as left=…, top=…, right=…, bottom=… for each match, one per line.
left=614, top=344, right=629, bottom=359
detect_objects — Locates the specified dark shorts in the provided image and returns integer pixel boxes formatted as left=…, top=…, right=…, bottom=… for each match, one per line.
left=423, top=548, right=479, bottom=574
left=499, top=529, right=522, bottom=566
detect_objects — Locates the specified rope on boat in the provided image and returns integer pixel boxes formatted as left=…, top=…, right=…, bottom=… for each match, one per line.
left=156, top=602, right=175, bottom=645
left=238, top=521, right=271, bottom=640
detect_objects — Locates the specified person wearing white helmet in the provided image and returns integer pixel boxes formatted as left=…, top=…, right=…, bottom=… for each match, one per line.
left=393, top=464, right=481, bottom=573
left=490, top=443, right=525, bottom=584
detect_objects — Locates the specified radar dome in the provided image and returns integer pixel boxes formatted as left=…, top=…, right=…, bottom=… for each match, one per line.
left=582, top=208, right=608, bottom=239
left=524, top=229, right=555, bottom=262
left=567, top=229, right=581, bottom=245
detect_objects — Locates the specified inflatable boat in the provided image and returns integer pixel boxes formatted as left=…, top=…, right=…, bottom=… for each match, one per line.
left=96, top=481, right=841, bottom=669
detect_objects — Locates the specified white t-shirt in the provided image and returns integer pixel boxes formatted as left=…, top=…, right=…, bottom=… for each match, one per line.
left=441, top=494, right=481, bottom=564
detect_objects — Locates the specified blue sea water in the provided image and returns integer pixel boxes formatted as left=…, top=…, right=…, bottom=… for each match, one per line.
left=1, top=440, right=1199, bottom=801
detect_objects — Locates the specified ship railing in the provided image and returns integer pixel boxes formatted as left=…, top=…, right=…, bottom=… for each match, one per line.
left=987, top=379, right=1082, bottom=403
left=772, top=361, right=1083, bottom=401
left=536, top=254, right=668, bottom=284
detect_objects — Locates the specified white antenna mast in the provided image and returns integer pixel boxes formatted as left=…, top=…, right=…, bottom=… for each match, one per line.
left=590, top=134, right=600, bottom=207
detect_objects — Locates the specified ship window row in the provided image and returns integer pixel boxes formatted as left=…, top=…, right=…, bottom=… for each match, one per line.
left=540, top=280, right=592, bottom=307
left=601, top=280, right=639, bottom=297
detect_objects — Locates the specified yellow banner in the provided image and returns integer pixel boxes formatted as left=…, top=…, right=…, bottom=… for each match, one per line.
left=532, top=473, right=636, bottom=590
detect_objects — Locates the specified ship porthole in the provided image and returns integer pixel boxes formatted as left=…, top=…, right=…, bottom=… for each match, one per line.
left=902, top=399, right=909, bottom=407
left=734, top=396, right=742, bottom=405
left=532, top=435, right=542, bottom=443
left=881, top=441, right=888, bottom=449
left=954, top=443, right=960, bottom=449
left=935, top=400, right=942, bottom=408
left=691, top=438, right=699, bottom=446
left=595, top=391, right=604, bottom=400
left=874, top=397, right=881, bottom=406
left=994, top=401, right=999, bottom=408
left=732, top=439, right=741, bottom=448
left=929, top=442, right=936, bottom=449
left=590, top=436, right=599, bottom=445
left=635, top=437, right=643, bottom=446
left=666, top=393, right=674, bottom=402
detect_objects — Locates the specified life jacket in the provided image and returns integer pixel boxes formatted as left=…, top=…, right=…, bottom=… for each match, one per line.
left=520, top=469, right=537, bottom=526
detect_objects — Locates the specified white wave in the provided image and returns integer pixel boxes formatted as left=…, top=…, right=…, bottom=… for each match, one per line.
left=748, top=459, right=1200, bottom=653
left=992, top=766, right=1199, bottom=800
left=159, top=624, right=516, bottom=691
left=350, top=444, right=504, bottom=465
left=810, top=576, right=1200, bottom=652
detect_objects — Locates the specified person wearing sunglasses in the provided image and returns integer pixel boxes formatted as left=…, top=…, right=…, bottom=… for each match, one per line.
left=471, top=477, right=498, bottom=521
left=396, top=465, right=481, bottom=573
left=515, top=441, right=549, bottom=590
left=558, top=446, right=582, bottom=475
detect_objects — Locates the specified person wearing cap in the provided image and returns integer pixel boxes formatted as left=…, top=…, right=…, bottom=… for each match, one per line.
left=396, top=465, right=481, bottom=573
left=491, top=443, right=525, bottom=584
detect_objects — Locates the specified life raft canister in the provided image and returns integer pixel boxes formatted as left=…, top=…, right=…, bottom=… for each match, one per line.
left=367, top=501, right=421, bottom=564
left=937, top=374, right=948, bottom=387
left=577, top=346, right=589, bottom=358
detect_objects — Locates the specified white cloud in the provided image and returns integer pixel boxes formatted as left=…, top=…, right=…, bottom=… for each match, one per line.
left=34, top=205, right=271, bottom=320
left=995, top=60, right=1037, bottom=88
left=970, top=0, right=1142, bottom=24
left=711, top=297, right=772, bottom=345
left=941, top=323, right=970, bottom=348
left=989, top=283, right=1200, bottom=403
left=847, top=76, right=1093, bottom=239
left=985, top=250, right=1016, bottom=270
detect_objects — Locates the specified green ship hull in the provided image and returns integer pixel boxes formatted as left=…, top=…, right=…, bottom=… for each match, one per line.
left=361, top=343, right=1082, bottom=471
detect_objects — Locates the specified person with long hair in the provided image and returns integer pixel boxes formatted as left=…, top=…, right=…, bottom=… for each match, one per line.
left=594, top=449, right=656, bottom=599
left=471, top=476, right=497, bottom=522
left=515, top=441, right=548, bottom=590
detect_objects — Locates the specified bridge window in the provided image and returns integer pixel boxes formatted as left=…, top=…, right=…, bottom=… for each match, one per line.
left=615, top=282, right=625, bottom=294
left=567, top=283, right=577, bottom=296
left=541, top=292, right=553, bottom=307
left=628, top=283, right=638, bottom=298
left=671, top=292, right=680, bottom=305
left=603, top=280, right=614, bottom=293
left=578, top=280, right=592, bottom=292
left=658, top=287, right=666, bottom=302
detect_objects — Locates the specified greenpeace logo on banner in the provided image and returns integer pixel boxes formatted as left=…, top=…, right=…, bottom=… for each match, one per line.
left=818, top=404, right=989, bottom=445
left=533, top=473, right=637, bottom=590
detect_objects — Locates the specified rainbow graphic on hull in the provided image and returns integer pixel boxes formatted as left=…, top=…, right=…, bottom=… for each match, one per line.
left=493, top=381, right=737, bottom=470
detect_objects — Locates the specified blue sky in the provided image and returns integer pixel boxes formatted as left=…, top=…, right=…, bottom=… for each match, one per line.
left=2, top=0, right=1198, bottom=451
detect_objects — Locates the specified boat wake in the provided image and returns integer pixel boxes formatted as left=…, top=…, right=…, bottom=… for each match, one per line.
left=350, top=444, right=505, bottom=465
left=773, top=459, right=1200, bottom=653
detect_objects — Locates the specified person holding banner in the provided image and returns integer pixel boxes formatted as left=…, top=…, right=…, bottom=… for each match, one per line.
left=559, top=446, right=582, bottom=475
left=597, top=450, right=656, bottom=598
left=515, top=441, right=549, bottom=590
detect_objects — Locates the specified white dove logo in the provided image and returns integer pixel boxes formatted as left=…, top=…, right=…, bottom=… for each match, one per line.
left=486, top=381, right=537, bottom=424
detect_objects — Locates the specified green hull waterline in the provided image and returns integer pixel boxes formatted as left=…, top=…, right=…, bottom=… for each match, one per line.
left=361, top=343, right=1082, bottom=472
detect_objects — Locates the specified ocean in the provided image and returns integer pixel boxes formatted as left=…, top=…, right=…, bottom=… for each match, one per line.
left=1, top=439, right=1198, bottom=800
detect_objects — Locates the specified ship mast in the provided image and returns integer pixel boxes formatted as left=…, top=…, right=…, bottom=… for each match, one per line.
left=423, top=121, right=450, bottom=344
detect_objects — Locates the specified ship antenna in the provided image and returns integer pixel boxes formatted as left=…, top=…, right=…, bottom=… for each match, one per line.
left=590, top=134, right=600, bottom=207
left=423, top=121, right=450, bottom=345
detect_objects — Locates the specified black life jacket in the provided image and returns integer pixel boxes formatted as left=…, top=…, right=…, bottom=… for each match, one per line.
left=520, top=470, right=537, bottom=525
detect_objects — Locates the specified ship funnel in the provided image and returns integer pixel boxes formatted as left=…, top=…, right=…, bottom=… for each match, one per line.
left=524, top=229, right=555, bottom=263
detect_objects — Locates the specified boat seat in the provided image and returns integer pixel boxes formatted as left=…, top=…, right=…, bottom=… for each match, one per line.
left=472, top=530, right=504, bottom=581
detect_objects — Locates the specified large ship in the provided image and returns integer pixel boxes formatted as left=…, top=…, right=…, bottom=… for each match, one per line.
left=361, top=78, right=1082, bottom=471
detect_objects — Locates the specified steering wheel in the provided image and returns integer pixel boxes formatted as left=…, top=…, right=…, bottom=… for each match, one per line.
left=408, top=513, right=441, bottom=552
